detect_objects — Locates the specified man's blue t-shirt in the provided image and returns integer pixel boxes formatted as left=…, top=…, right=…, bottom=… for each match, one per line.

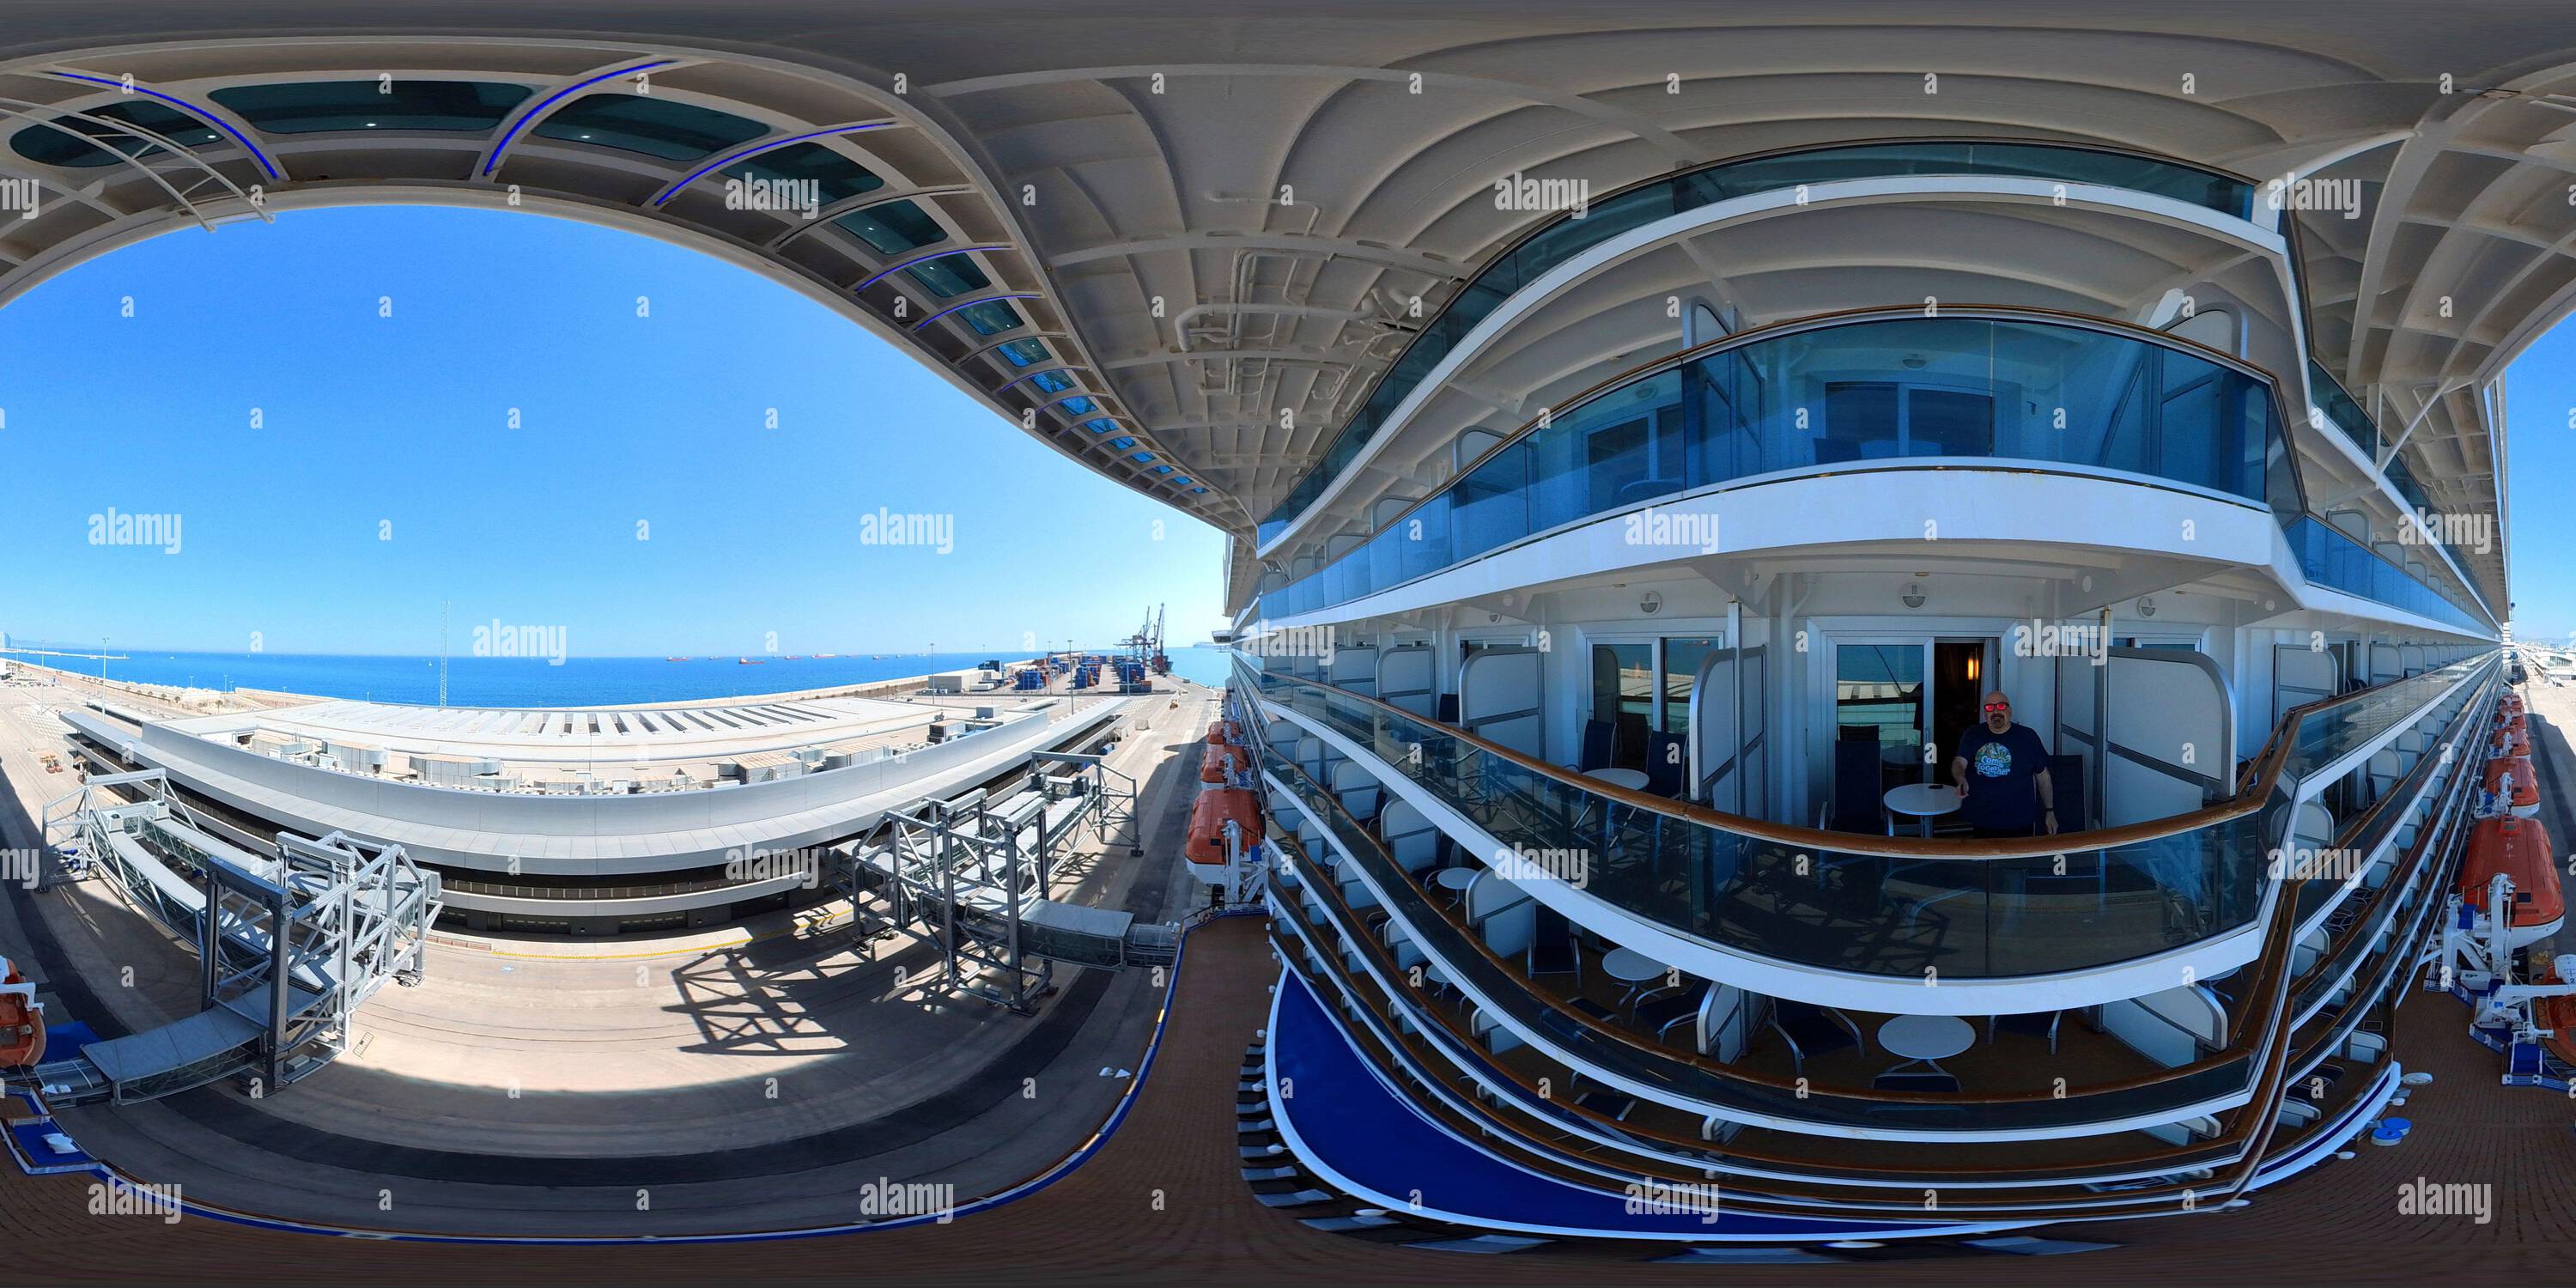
left=1954, top=723, right=2048, bottom=831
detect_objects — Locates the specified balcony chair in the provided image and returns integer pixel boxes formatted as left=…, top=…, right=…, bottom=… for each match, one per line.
left=1437, top=692, right=1461, bottom=725
left=1769, top=999, right=1865, bottom=1073
left=1987, top=1011, right=2063, bottom=1054
left=1633, top=979, right=1713, bottom=1044
left=1577, top=719, right=1618, bottom=773
left=1573, top=1084, right=1640, bottom=1121
left=1643, top=728, right=1687, bottom=799
left=1827, top=738, right=1885, bottom=833
left=1526, top=906, right=1583, bottom=985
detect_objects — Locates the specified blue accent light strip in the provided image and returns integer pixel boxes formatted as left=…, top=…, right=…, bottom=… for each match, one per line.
left=910, top=292, right=1039, bottom=332
left=480, top=59, right=678, bottom=177
left=854, top=244, right=1009, bottom=292
left=647, top=121, right=897, bottom=205
left=48, top=72, right=280, bottom=180
left=994, top=366, right=1079, bottom=393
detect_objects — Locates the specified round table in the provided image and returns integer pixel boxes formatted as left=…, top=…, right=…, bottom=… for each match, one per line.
left=1584, top=768, right=1650, bottom=791
left=1877, top=1014, right=1975, bottom=1062
left=1601, top=946, right=1670, bottom=1003
left=1431, top=866, right=1481, bottom=902
left=1601, top=947, right=1668, bottom=983
left=1882, top=782, right=1961, bottom=837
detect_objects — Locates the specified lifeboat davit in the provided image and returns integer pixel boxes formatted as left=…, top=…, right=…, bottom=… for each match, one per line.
left=2533, top=957, right=2576, bottom=1067
left=0, top=955, right=45, bottom=1069
left=2483, top=756, right=2542, bottom=817
left=1200, top=741, right=1245, bottom=784
left=1188, top=787, right=1261, bottom=866
left=2459, top=816, right=2566, bottom=949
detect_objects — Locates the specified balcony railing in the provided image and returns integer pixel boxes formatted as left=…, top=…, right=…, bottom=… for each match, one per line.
left=1259, top=140, right=2260, bottom=547
left=1247, top=654, right=2486, bottom=981
left=1261, top=308, right=2298, bottom=622
left=1245, top=659, right=2491, bottom=1203
left=2287, top=514, right=2488, bottom=633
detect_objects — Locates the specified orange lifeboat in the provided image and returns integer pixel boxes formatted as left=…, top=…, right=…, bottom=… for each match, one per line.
left=2460, top=816, right=2566, bottom=949
left=2490, top=724, right=2532, bottom=758
left=1188, top=787, right=1261, bottom=866
left=2498, top=693, right=2525, bottom=718
left=1205, top=720, right=1239, bottom=746
left=1200, top=741, right=1245, bottom=784
left=2484, top=756, right=2541, bottom=817
left=0, top=955, right=45, bottom=1069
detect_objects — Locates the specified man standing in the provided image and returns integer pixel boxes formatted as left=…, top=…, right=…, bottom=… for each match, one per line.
left=1950, top=690, right=2057, bottom=837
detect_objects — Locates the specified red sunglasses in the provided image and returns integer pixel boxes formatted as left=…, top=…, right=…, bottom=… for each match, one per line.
left=1982, top=702, right=2011, bottom=712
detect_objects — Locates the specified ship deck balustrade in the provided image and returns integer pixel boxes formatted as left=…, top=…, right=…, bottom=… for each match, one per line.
left=1244, top=654, right=2490, bottom=981
left=1257, top=139, right=2263, bottom=547
left=1255, top=307, right=2490, bottom=635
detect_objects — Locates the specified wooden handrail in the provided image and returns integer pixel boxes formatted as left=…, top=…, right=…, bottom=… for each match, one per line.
left=1265, top=755, right=2285, bottom=1106
left=1248, top=653, right=2486, bottom=860
left=1267, top=835, right=2307, bottom=1208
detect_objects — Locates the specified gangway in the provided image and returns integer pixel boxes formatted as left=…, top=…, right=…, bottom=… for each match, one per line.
left=14, top=772, right=439, bottom=1104
left=835, top=750, right=1159, bottom=1010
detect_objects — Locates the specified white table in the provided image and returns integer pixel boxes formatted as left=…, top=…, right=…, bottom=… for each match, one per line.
left=1883, top=782, right=1961, bottom=837
left=1601, top=946, right=1670, bottom=1004
left=1584, top=768, right=1651, bottom=792
left=1431, top=866, right=1480, bottom=903
left=1877, top=1014, right=1975, bottom=1062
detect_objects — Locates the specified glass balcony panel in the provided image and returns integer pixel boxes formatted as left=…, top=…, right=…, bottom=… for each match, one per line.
left=1262, top=143, right=2261, bottom=538
left=1273, top=314, right=2305, bottom=617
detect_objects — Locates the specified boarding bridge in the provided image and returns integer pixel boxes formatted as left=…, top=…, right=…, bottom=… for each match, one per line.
left=19, top=771, right=440, bottom=1104
left=836, top=750, right=1165, bottom=1011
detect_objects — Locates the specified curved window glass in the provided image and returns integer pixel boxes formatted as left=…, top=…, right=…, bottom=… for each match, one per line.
left=904, top=253, right=991, bottom=298
left=718, top=140, right=884, bottom=204
left=833, top=198, right=947, bottom=256
left=1026, top=369, right=1075, bottom=394
left=1257, top=141, right=2260, bottom=544
left=954, top=299, right=1025, bottom=336
left=208, top=80, right=531, bottom=133
left=994, top=338, right=1052, bottom=368
left=1262, top=313, right=2290, bottom=621
left=532, top=93, right=768, bottom=161
left=10, top=100, right=225, bottom=167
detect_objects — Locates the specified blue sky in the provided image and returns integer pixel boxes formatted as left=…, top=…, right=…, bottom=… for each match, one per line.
left=2505, top=325, right=2572, bottom=643
left=0, top=205, right=1226, bottom=656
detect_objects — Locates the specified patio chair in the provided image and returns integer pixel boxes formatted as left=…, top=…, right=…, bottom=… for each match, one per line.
left=1769, top=999, right=1864, bottom=1072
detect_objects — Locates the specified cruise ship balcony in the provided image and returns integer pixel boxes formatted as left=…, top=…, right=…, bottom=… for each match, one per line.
left=1243, top=647, right=2500, bottom=1214
left=1255, top=308, right=2493, bottom=639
